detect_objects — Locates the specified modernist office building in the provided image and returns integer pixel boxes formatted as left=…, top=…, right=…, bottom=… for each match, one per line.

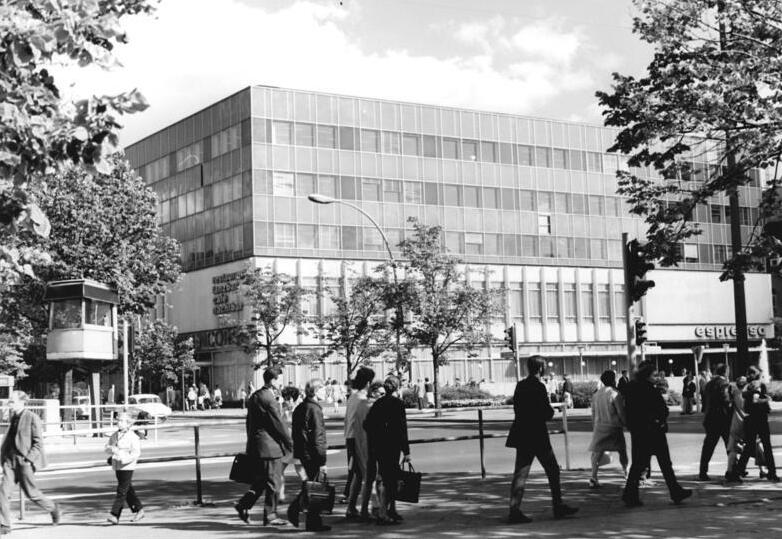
left=125, top=85, right=774, bottom=395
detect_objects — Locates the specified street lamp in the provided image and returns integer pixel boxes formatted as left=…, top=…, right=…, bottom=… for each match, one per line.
left=308, top=193, right=405, bottom=377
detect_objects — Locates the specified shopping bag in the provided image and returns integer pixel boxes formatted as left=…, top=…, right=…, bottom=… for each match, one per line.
left=229, top=453, right=254, bottom=484
left=302, top=473, right=335, bottom=513
left=597, top=451, right=612, bottom=467
left=396, top=462, right=422, bottom=503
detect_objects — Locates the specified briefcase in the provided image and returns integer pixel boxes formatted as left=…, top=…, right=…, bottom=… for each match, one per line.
left=229, top=453, right=254, bottom=484
left=302, top=473, right=335, bottom=513
left=396, top=462, right=422, bottom=504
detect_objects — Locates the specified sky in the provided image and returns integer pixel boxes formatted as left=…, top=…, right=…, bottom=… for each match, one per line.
left=56, top=0, right=654, bottom=145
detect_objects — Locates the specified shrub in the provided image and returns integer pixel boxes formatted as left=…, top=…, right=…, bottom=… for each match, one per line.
left=441, top=398, right=505, bottom=408
left=570, top=381, right=598, bottom=408
left=439, top=385, right=492, bottom=401
left=400, top=389, right=419, bottom=409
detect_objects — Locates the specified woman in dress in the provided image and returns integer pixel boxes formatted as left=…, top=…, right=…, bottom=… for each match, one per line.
left=588, top=370, right=628, bottom=488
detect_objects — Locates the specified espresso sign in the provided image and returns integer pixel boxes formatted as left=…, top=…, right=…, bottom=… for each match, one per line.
left=694, top=325, right=768, bottom=339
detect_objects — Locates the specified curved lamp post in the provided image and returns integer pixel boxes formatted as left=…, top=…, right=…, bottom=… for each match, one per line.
left=307, top=193, right=404, bottom=377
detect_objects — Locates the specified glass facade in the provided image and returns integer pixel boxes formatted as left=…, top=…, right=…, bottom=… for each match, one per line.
left=125, top=85, right=766, bottom=345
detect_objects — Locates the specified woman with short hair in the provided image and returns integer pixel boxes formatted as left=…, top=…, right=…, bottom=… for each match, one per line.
left=105, top=413, right=144, bottom=524
left=587, top=370, right=628, bottom=488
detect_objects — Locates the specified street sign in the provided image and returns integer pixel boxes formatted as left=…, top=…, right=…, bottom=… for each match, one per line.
left=644, top=345, right=662, bottom=353
left=500, top=351, right=515, bottom=360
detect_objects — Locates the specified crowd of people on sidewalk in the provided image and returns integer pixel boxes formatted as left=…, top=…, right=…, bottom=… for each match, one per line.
left=0, top=355, right=777, bottom=534
left=234, top=366, right=411, bottom=532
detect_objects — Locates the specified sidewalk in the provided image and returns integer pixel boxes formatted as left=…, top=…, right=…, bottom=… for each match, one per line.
left=9, top=469, right=782, bottom=538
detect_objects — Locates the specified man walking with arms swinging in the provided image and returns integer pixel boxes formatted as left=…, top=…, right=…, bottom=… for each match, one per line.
left=506, top=355, right=578, bottom=524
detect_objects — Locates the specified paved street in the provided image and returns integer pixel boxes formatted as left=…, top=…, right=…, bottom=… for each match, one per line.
left=4, top=409, right=781, bottom=538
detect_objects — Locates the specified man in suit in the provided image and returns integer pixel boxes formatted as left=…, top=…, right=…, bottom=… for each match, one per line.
left=235, top=368, right=293, bottom=527
left=288, top=379, right=330, bottom=532
left=623, top=359, right=692, bottom=507
left=698, top=363, right=732, bottom=481
left=364, top=375, right=411, bottom=524
left=506, top=355, right=578, bottom=524
left=617, top=370, right=630, bottom=394
left=0, top=391, right=60, bottom=534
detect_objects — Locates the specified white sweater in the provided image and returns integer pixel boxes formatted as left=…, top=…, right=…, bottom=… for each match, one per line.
left=105, top=429, right=141, bottom=471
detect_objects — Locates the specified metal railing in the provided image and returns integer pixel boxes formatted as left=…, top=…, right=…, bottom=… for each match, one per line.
left=16, top=403, right=572, bottom=515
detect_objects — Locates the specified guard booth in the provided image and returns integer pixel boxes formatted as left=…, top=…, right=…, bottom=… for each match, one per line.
left=44, top=279, right=120, bottom=431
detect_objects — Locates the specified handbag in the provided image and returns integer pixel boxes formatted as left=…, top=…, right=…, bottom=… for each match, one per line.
left=597, top=451, right=612, bottom=467
left=302, top=472, right=335, bottom=513
left=396, top=462, right=422, bottom=504
left=229, top=453, right=254, bottom=484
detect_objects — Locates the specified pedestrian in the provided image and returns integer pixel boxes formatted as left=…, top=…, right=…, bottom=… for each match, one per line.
left=546, top=374, right=559, bottom=403
left=345, top=367, right=376, bottom=521
left=287, top=379, right=330, bottom=532
left=105, top=413, right=144, bottom=524
left=107, top=384, right=116, bottom=405
left=617, top=370, right=630, bottom=395
left=697, top=363, right=731, bottom=481
left=423, top=377, right=434, bottom=408
left=588, top=370, right=628, bottom=488
left=165, top=385, right=175, bottom=408
left=213, top=385, right=223, bottom=408
left=505, top=356, right=578, bottom=524
left=330, top=379, right=341, bottom=413
left=733, top=366, right=778, bottom=482
left=0, top=391, right=61, bottom=534
left=279, top=385, right=303, bottom=504
left=622, top=360, right=691, bottom=507
left=725, top=375, right=749, bottom=481
left=562, top=374, right=574, bottom=409
left=187, top=386, right=197, bottom=411
left=235, top=367, right=293, bottom=527
left=681, top=369, right=696, bottom=415
left=364, top=375, right=412, bottom=525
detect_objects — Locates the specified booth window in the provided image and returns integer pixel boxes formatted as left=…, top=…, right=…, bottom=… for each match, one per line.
left=85, top=299, right=113, bottom=327
left=52, top=299, right=82, bottom=329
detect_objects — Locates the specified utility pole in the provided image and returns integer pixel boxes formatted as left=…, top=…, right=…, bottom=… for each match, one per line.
left=718, top=0, right=749, bottom=376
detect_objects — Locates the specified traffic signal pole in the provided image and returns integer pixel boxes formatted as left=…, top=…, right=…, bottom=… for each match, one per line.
left=621, top=233, right=636, bottom=370
left=513, top=323, right=520, bottom=382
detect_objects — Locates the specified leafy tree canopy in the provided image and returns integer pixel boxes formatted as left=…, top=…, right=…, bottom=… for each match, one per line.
left=1, top=0, right=155, bottom=287
left=133, top=316, right=195, bottom=390
left=596, top=0, right=782, bottom=276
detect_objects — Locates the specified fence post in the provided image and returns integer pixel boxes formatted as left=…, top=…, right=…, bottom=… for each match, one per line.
left=72, top=410, right=77, bottom=446
left=18, top=488, right=24, bottom=521
left=562, top=404, right=570, bottom=471
left=193, top=426, right=203, bottom=505
left=154, top=415, right=158, bottom=445
left=478, top=408, right=486, bottom=479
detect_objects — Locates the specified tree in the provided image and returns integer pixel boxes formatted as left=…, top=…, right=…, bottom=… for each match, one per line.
left=0, top=155, right=181, bottom=375
left=1, top=0, right=155, bottom=287
left=395, top=218, right=498, bottom=409
left=595, top=0, right=782, bottom=371
left=133, top=317, right=195, bottom=393
left=237, top=267, right=310, bottom=368
left=316, top=275, right=391, bottom=377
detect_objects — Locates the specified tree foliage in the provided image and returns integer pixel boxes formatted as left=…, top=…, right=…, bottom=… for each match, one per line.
left=133, top=316, right=195, bottom=391
left=237, top=267, right=310, bottom=369
left=316, top=275, right=391, bottom=377
left=0, top=0, right=155, bottom=287
left=393, top=218, right=498, bottom=409
left=0, top=154, right=181, bottom=375
left=596, top=0, right=782, bottom=277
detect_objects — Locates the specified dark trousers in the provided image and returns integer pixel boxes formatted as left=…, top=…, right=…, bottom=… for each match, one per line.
left=0, top=458, right=56, bottom=529
left=699, top=424, right=729, bottom=476
left=624, top=430, right=680, bottom=501
left=288, top=459, right=324, bottom=530
left=111, top=470, right=142, bottom=517
left=343, top=439, right=355, bottom=497
left=237, top=458, right=282, bottom=521
left=509, top=445, right=562, bottom=511
left=736, top=419, right=776, bottom=476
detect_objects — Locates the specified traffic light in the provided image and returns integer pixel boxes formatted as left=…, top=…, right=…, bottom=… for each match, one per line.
left=635, top=319, right=648, bottom=346
left=503, top=325, right=517, bottom=352
left=625, top=239, right=655, bottom=304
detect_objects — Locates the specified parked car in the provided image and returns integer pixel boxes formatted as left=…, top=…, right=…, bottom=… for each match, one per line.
left=73, top=395, right=90, bottom=419
left=127, top=394, right=172, bottom=423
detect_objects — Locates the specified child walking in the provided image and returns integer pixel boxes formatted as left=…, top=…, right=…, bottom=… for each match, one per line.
left=105, top=413, right=144, bottom=524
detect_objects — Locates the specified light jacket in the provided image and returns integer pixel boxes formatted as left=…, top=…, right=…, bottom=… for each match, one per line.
left=591, top=386, right=626, bottom=429
left=1, top=409, right=46, bottom=470
left=105, top=429, right=141, bottom=471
